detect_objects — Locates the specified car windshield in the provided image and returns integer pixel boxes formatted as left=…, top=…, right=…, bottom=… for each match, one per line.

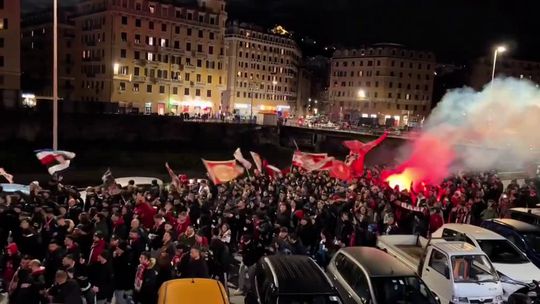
left=477, top=239, right=529, bottom=264
left=451, top=255, right=498, bottom=283
left=371, top=276, right=438, bottom=304
left=523, top=232, right=540, bottom=253
left=278, top=295, right=341, bottom=304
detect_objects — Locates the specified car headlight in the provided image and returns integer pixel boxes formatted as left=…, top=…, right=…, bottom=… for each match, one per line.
left=494, top=295, right=504, bottom=304
left=451, top=296, right=469, bottom=304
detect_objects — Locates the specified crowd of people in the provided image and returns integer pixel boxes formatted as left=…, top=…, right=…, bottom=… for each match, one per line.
left=0, top=165, right=538, bottom=304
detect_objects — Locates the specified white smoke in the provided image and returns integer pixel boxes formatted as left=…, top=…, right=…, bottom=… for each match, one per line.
left=424, top=77, right=540, bottom=171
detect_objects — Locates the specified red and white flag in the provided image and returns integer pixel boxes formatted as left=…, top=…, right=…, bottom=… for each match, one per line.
left=35, top=149, right=76, bottom=175
left=250, top=151, right=263, bottom=172
left=202, top=159, right=244, bottom=185
left=233, top=148, right=252, bottom=170
left=0, top=168, right=13, bottom=184
left=292, top=151, right=333, bottom=172
left=265, top=164, right=282, bottom=178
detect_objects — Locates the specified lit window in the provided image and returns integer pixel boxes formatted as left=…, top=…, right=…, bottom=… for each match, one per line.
left=149, top=5, right=155, bottom=14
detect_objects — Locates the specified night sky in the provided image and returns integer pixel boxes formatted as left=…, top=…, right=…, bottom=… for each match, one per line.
left=23, top=0, right=540, bottom=62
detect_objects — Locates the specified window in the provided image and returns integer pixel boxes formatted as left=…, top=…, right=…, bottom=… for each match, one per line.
left=186, top=43, right=191, bottom=51
left=184, top=88, right=190, bottom=95
left=197, top=44, right=203, bottom=52
left=197, top=59, right=202, bottom=67
left=187, top=28, right=192, bottom=36
left=149, top=4, right=155, bottom=14
left=173, top=87, right=178, bottom=95
left=121, top=32, right=127, bottom=42
left=206, top=90, right=212, bottom=97
left=209, top=32, right=215, bottom=40
left=0, top=37, right=4, bottom=48
left=144, top=103, right=152, bottom=114
left=121, top=16, right=128, bottom=25
left=334, top=254, right=371, bottom=302
left=208, top=46, right=213, bottom=54
left=207, top=75, right=212, bottom=84
left=134, top=67, right=140, bottom=76
left=195, top=89, right=201, bottom=96
left=120, top=49, right=127, bottom=58
left=133, top=83, right=139, bottom=92
left=185, top=73, right=190, bottom=81
left=428, top=249, right=449, bottom=278
left=119, top=82, right=126, bottom=91
left=196, top=74, right=201, bottom=82
left=0, top=56, right=3, bottom=67
left=161, top=23, right=167, bottom=32
left=146, top=85, right=152, bottom=93
left=159, top=86, right=165, bottom=94
left=135, top=19, right=141, bottom=27
left=175, top=26, right=180, bottom=34
left=0, top=18, right=8, bottom=30
left=149, top=21, right=154, bottom=30
left=198, top=30, right=203, bottom=38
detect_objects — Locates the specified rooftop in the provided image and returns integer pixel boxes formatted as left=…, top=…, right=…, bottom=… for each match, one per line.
left=488, top=218, right=540, bottom=232
left=438, top=224, right=505, bottom=240
left=432, top=241, right=484, bottom=256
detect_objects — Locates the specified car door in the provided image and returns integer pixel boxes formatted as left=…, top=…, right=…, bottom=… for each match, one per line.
left=331, top=254, right=371, bottom=304
left=422, top=248, right=452, bottom=304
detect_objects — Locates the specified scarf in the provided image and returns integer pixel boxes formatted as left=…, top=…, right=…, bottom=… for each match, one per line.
left=134, top=261, right=149, bottom=291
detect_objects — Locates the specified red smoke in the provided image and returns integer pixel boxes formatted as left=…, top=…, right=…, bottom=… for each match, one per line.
left=382, top=134, right=455, bottom=192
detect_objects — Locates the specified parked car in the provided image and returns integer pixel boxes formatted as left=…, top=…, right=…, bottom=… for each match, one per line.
left=432, top=223, right=540, bottom=301
left=158, top=278, right=229, bottom=304
left=327, top=246, right=439, bottom=304
left=377, top=234, right=504, bottom=304
left=482, top=218, right=540, bottom=269
left=247, top=255, right=342, bottom=304
left=508, top=208, right=540, bottom=226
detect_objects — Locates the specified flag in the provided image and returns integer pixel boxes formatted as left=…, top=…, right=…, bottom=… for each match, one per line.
left=250, top=151, right=263, bottom=172
left=0, top=168, right=13, bottom=184
left=233, top=148, right=252, bottom=170
left=343, top=132, right=388, bottom=176
left=330, top=160, right=352, bottom=181
left=293, top=151, right=333, bottom=172
left=202, top=159, right=244, bottom=185
left=165, top=162, right=181, bottom=189
left=265, top=164, right=282, bottom=179
left=35, top=149, right=76, bottom=175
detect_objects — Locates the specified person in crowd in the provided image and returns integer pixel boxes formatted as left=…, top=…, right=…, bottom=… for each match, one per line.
left=111, top=239, right=133, bottom=304
left=63, top=254, right=94, bottom=304
left=179, top=246, right=209, bottom=279
left=133, top=251, right=158, bottom=304
left=47, top=270, right=83, bottom=304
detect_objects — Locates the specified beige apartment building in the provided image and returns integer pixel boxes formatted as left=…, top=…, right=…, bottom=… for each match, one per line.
left=21, top=11, right=76, bottom=100
left=329, top=44, right=435, bottom=127
left=469, top=56, right=540, bottom=90
left=73, top=0, right=227, bottom=115
left=0, top=0, right=21, bottom=107
left=224, top=23, right=301, bottom=117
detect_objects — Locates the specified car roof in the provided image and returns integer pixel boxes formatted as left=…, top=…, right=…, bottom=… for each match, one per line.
left=432, top=241, right=485, bottom=256
left=115, top=177, right=163, bottom=187
left=340, top=247, right=415, bottom=277
left=263, top=255, right=335, bottom=295
left=510, top=208, right=540, bottom=216
left=486, top=218, right=540, bottom=232
left=438, top=223, right=505, bottom=240
left=158, top=278, right=228, bottom=304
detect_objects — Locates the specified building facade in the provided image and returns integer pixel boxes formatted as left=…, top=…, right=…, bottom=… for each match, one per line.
left=73, top=0, right=227, bottom=115
left=21, top=11, right=76, bottom=101
left=0, top=0, right=21, bottom=107
left=469, top=56, right=540, bottom=90
left=224, top=22, right=301, bottom=117
left=329, top=44, right=435, bottom=127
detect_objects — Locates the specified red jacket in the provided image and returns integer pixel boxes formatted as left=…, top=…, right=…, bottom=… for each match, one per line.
left=429, top=213, right=444, bottom=233
left=176, top=217, right=191, bottom=235
left=135, top=201, right=156, bottom=229
left=89, top=239, right=106, bottom=264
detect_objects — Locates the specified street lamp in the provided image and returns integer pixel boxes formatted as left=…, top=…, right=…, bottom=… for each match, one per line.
left=52, top=0, right=59, bottom=150
left=491, top=45, right=506, bottom=82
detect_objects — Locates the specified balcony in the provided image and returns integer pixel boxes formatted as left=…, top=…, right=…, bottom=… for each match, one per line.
left=132, top=75, right=146, bottom=82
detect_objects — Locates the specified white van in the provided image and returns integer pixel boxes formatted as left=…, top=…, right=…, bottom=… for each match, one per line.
left=432, top=223, right=540, bottom=301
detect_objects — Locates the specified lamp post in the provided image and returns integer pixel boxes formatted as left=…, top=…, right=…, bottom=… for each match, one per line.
left=491, top=45, right=506, bottom=82
left=52, top=0, right=59, bottom=150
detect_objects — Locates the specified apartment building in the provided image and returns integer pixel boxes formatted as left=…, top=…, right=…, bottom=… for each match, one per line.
left=21, top=10, right=76, bottom=100
left=0, top=0, right=21, bottom=107
left=469, top=56, right=540, bottom=90
left=329, top=44, right=435, bottom=127
left=224, top=22, right=301, bottom=117
left=73, top=0, right=227, bottom=114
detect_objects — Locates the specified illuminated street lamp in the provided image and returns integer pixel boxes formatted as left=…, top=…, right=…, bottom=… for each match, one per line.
left=491, top=45, right=506, bottom=82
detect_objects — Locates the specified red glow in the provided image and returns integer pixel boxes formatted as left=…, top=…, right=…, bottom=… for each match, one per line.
left=383, top=134, right=455, bottom=192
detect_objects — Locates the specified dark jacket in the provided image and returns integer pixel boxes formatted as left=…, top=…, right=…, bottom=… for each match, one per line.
left=112, top=250, right=134, bottom=290
left=180, top=258, right=209, bottom=279
left=12, top=267, right=46, bottom=304
left=48, top=279, right=83, bottom=304
left=134, top=266, right=158, bottom=304
left=240, top=240, right=264, bottom=267
left=65, top=263, right=91, bottom=291
left=44, top=247, right=66, bottom=286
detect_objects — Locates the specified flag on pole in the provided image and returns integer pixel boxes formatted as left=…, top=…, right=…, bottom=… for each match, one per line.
left=265, top=164, right=282, bottom=179
left=35, top=149, right=76, bottom=175
left=165, top=162, right=181, bottom=189
left=102, top=168, right=121, bottom=195
left=233, top=148, right=252, bottom=170
left=250, top=151, right=263, bottom=172
left=292, top=151, right=333, bottom=172
left=202, top=159, right=244, bottom=185
left=0, top=168, right=13, bottom=184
